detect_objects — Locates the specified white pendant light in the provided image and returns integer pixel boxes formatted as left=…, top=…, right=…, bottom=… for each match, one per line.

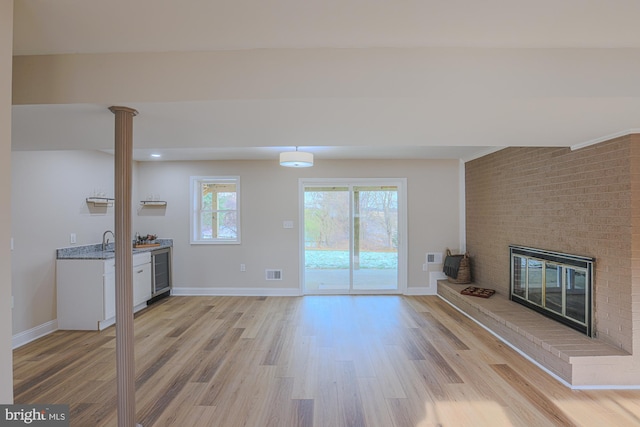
left=279, top=147, right=314, bottom=167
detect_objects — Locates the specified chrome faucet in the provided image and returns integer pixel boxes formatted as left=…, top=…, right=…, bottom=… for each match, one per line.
left=102, top=230, right=115, bottom=251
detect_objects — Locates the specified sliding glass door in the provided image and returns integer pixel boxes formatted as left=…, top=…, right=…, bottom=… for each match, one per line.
left=301, top=179, right=406, bottom=294
left=303, top=186, right=351, bottom=292
left=352, top=185, right=399, bottom=291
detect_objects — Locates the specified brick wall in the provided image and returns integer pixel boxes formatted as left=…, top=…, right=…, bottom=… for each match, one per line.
left=465, top=135, right=639, bottom=352
left=631, top=138, right=640, bottom=354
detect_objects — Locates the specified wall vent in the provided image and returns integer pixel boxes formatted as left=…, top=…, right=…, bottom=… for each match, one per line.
left=265, top=269, right=283, bottom=280
left=426, top=252, right=443, bottom=264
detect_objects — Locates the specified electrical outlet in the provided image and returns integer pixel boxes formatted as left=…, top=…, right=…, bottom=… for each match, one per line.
left=240, top=264, right=246, bottom=272
left=70, top=233, right=77, bottom=244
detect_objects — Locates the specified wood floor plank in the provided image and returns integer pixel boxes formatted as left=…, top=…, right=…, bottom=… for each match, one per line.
left=386, top=398, right=432, bottom=427
left=136, top=358, right=198, bottom=426
left=294, top=398, right=314, bottom=427
left=419, top=311, right=470, bottom=351
left=284, top=334, right=319, bottom=400
left=384, top=344, right=438, bottom=403
left=406, top=327, right=463, bottom=384
left=356, top=377, right=395, bottom=427
left=335, top=360, right=367, bottom=427
left=194, top=327, right=245, bottom=383
left=311, top=344, right=341, bottom=427
left=439, top=383, right=529, bottom=427
left=245, top=377, right=295, bottom=427
left=491, top=363, right=579, bottom=427
left=198, top=339, right=267, bottom=407
left=12, top=295, right=640, bottom=427
left=210, top=360, right=277, bottom=427
left=150, top=382, right=208, bottom=427
left=365, top=340, right=408, bottom=399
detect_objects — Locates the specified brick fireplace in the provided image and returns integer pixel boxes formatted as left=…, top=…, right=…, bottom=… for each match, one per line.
left=460, top=134, right=640, bottom=386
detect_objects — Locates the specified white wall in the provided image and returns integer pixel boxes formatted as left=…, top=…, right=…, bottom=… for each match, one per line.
left=1, top=0, right=13, bottom=403
left=136, top=159, right=460, bottom=292
left=11, top=151, right=117, bottom=335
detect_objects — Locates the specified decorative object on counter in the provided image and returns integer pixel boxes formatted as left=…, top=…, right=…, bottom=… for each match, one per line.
left=460, top=286, right=495, bottom=298
left=443, top=248, right=471, bottom=284
left=134, top=233, right=160, bottom=248
left=134, top=243, right=161, bottom=248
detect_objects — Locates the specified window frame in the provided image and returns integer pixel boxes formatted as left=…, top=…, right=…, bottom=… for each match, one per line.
left=190, top=176, right=241, bottom=245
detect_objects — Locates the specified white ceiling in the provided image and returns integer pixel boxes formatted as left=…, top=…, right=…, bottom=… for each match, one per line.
left=11, top=0, right=640, bottom=161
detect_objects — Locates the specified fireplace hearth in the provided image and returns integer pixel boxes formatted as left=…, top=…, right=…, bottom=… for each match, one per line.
left=509, top=245, right=594, bottom=336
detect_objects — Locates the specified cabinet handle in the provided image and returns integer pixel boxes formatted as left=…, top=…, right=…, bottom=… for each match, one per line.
left=136, top=269, right=143, bottom=274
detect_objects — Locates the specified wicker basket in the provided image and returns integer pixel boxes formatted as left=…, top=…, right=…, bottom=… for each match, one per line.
left=443, top=249, right=471, bottom=284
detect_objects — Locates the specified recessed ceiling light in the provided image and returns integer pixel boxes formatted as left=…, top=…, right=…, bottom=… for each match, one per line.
left=150, top=153, right=161, bottom=158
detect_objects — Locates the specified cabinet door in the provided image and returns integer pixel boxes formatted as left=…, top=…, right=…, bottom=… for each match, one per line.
left=103, top=272, right=116, bottom=320
left=133, top=262, right=152, bottom=306
left=57, top=259, right=104, bottom=330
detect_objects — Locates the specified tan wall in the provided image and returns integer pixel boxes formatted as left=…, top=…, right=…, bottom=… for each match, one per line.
left=11, top=151, right=117, bottom=335
left=136, top=159, right=460, bottom=291
left=0, top=0, right=13, bottom=403
left=10, top=155, right=459, bottom=337
left=465, top=136, right=639, bottom=352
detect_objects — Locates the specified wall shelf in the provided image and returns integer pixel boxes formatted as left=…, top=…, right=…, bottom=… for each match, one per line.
left=140, top=200, right=167, bottom=207
left=86, top=197, right=114, bottom=207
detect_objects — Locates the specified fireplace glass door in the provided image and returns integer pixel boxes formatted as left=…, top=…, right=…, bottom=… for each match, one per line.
left=565, top=268, right=587, bottom=324
left=509, top=246, right=593, bottom=336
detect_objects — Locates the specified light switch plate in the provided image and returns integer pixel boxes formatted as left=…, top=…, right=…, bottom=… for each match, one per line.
left=283, top=221, right=294, bottom=229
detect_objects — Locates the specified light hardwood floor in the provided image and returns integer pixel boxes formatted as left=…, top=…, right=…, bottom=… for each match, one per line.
left=13, top=295, right=640, bottom=426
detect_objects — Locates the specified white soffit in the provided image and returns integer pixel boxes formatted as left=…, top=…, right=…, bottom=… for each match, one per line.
left=13, top=0, right=640, bottom=55
left=10, top=1, right=640, bottom=160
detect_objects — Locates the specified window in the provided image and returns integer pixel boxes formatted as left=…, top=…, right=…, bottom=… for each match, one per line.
left=190, top=176, right=240, bottom=244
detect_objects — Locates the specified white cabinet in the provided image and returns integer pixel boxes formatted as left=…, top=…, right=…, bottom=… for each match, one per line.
left=104, top=261, right=116, bottom=321
left=133, top=255, right=152, bottom=306
left=57, top=252, right=151, bottom=330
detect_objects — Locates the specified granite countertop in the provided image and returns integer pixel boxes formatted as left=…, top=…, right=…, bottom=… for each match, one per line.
left=57, top=238, right=173, bottom=260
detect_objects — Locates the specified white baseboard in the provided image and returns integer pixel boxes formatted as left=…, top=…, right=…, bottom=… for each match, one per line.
left=175, top=286, right=441, bottom=297
left=172, top=287, right=302, bottom=297
left=404, top=287, right=434, bottom=295
left=13, top=319, right=57, bottom=349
